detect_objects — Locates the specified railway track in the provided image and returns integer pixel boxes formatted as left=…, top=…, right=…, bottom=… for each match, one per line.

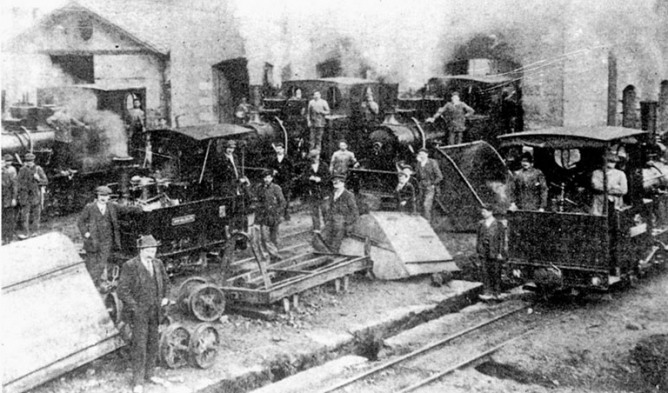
left=314, top=303, right=534, bottom=393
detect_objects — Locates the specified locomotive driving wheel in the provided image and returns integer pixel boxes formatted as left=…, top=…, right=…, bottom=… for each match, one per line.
left=159, top=323, right=191, bottom=369
left=188, top=284, right=226, bottom=322
left=103, top=292, right=123, bottom=325
left=189, top=323, right=221, bottom=369
left=177, top=277, right=208, bottom=309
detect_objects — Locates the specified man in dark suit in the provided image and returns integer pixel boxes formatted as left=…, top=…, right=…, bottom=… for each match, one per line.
left=254, top=169, right=286, bottom=260
left=415, top=148, right=443, bottom=223
left=321, top=174, right=359, bottom=253
left=476, top=204, right=506, bottom=300
left=302, top=149, right=329, bottom=230
left=396, top=165, right=417, bottom=214
left=214, top=139, right=249, bottom=197
left=2, top=154, right=18, bottom=244
left=117, top=235, right=170, bottom=393
left=268, top=143, right=294, bottom=221
left=77, top=186, right=142, bottom=287
left=16, top=153, right=48, bottom=239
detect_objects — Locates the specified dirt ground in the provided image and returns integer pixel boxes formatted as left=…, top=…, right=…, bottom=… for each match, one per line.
left=21, top=211, right=668, bottom=393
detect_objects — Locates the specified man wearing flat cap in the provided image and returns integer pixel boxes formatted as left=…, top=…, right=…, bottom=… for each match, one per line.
left=508, top=152, right=548, bottom=212
left=117, top=235, right=170, bottom=393
left=17, top=152, right=48, bottom=239
left=268, top=142, right=294, bottom=221
left=590, top=152, right=627, bottom=216
left=302, top=149, right=330, bottom=230
left=476, top=204, right=506, bottom=300
left=2, top=154, right=18, bottom=244
left=396, top=165, right=417, bottom=214
left=254, top=169, right=286, bottom=260
left=78, top=185, right=142, bottom=287
left=321, top=174, right=359, bottom=252
left=214, top=139, right=249, bottom=197
left=415, top=148, right=443, bottom=223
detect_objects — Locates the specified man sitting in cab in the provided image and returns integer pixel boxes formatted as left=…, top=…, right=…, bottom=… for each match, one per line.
left=590, top=152, right=628, bottom=216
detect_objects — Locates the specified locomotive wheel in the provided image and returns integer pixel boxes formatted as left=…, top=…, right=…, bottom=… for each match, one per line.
left=103, top=292, right=123, bottom=325
left=189, top=323, right=220, bottom=369
left=159, top=323, right=191, bottom=369
left=188, top=284, right=226, bottom=322
left=177, top=276, right=208, bottom=310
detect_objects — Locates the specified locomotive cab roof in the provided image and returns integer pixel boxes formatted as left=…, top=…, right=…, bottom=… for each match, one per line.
left=498, top=126, right=648, bottom=149
left=147, top=123, right=254, bottom=141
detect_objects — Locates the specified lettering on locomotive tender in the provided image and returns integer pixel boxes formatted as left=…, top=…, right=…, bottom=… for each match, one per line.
left=219, top=206, right=226, bottom=218
left=172, top=214, right=196, bottom=226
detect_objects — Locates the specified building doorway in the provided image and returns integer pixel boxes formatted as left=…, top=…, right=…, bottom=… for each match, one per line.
left=213, top=58, right=249, bottom=123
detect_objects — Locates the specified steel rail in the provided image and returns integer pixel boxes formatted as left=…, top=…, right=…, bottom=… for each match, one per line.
left=395, top=329, right=534, bottom=393
left=314, top=304, right=530, bottom=393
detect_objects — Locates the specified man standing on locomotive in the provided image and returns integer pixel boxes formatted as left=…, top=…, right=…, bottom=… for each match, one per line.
left=591, top=152, right=628, bottom=216
left=117, top=234, right=170, bottom=393
left=254, top=169, right=286, bottom=260
left=268, top=143, right=294, bottom=221
left=330, top=140, right=360, bottom=176
left=78, top=186, right=143, bottom=287
left=126, top=98, right=145, bottom=154
left=216, top=139, right=249, bottom=197
left=302, top=149, right=329, bottom=231
left=307, top=91, right=330, bottom=153
left=17, top=153, right=48, bottom=239
left=320, top=174, right=359, bottom=253
left=396, top=165, right=417, bottom=214
left=426, top=91, right=475, bottom=145
left=508, top=152, right=548, bottom=212
left=2, top=154, right=18, bottom=244
left=415, top=148, right=443, bottom=224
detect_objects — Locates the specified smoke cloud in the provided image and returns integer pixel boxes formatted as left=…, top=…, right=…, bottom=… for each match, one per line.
left=233, top=0, right=666, bottom=94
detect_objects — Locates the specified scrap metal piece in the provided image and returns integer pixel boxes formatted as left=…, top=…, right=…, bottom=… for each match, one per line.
left=159, top=323, right=191, bottom=369
left=189, top=323, right=220, bottom=369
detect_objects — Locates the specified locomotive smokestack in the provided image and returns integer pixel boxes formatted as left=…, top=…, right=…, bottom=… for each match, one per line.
left=640, top=101, right=658, bottom=139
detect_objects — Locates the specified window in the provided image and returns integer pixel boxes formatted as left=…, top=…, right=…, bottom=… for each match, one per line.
left=50, top=55, right=94, bottom=84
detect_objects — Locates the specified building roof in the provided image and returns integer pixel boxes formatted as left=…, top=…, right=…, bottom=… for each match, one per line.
left=498, top=126, right=648, bottom=149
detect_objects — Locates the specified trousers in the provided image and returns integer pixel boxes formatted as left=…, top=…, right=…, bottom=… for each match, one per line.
left=309, top=127, right=324, bottom=152
left=420, top=185, right=435, bottom=223
left=130, top=306, right=160, bottom=386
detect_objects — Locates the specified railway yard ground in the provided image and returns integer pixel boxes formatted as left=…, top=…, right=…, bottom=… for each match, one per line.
left=25, top=207, right=668, bottom=393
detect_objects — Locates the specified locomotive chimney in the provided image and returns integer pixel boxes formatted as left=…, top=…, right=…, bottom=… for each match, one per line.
left=640, top=101, right=658, bottom=139
left=112, top=156, right=134, bottom=200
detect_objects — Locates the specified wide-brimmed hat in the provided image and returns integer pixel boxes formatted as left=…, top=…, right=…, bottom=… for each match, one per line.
left=24, top=153, right=36, bottom=161
left=95, top=186, right=112, bottom=195
left=261, top=169, right=274, bottom=178
left=137, top=234, right=160, bottom=249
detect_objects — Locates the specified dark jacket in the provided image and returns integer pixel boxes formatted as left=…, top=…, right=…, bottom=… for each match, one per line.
left=17, top=164, right=48, bottom=205
left=476, top=218, right=505, bottom=260
left=510, top=167, right=548, bottom=210
left=255, top=182, right=286, bottom=226
left=77, top=202, right=140, bottom=252
left=327, top=189, right=359, bottom=226
left=117, top=256, right=169, bottom=321
left=415, top=159, right=443, bottom=189
left=2, top=166, right=18, bottom=208
left=302, top=162, right=329, bottom=202
left=396, top=182, right=416, bottom=213
left=268, top=155, right=294, bottom=187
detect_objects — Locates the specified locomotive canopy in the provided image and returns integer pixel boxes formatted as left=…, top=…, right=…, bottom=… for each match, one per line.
left=498, top=126, right=667, bottom=291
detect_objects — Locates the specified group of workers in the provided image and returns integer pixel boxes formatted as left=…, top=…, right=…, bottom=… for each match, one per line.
left=2, top=153, right=49, bottom=244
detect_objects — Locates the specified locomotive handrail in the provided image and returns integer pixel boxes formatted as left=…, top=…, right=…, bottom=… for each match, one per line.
left=199, top=139, right=213, bottom=184
left=411, top=117, right=426, bottom=149
left=20, top=126, right=34, bottom=153
left=274, top=116, right=289, bottom=155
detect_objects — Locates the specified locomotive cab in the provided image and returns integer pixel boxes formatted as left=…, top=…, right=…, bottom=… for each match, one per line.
left=498, top=126, right=664, bottom=291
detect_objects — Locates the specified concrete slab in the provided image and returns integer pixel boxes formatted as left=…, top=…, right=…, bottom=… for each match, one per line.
left=249, top=356, right=368, bottom=393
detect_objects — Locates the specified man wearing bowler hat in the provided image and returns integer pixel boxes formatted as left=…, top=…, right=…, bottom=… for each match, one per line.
left=2, top=154, right=18, bottom=244
left=320, top=174, right=359, bottom=253
left=17, top=152, right=48, bottom=239
left=78, top=185, right=142, bottom=287
left=118, top=234, right=170, bottom=393
left=215, top=139, right=249, bottom=197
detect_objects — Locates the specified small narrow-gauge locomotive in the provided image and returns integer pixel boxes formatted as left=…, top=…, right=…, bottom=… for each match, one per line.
left=114, top=124, right=253, bottom=276
left=499, top=126, right=668, bottom=291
